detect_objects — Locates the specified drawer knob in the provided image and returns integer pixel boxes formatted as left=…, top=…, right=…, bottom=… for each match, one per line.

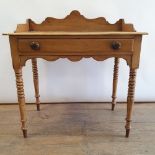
left=111, top=41, right=121, bottom=50
left=30, top=42, right=40, bottom=50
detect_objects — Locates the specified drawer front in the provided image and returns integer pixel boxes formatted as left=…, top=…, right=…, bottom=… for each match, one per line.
left=18, top=39, right=134, bottom=54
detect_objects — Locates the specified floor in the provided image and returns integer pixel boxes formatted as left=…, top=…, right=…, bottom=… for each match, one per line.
left=0, top=103, right=155, bottom=155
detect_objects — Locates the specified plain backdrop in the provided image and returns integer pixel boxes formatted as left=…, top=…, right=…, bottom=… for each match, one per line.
left=0, top=0, right=154, bottom=103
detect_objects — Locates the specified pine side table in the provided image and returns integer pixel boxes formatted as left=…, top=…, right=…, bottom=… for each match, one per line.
left=4, top=10, right=147, bottom=138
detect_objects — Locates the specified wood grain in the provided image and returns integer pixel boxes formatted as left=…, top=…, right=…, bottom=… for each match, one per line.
left=112, top=58, right=120, bottom=111
left=0, top=103, right=155, bottom=155
left=125, top=69, right=137, bottom=137
left=14, top=68, right=27, bottom=138
left=4, top=31, right=148, bottom=35
left=32, top=58, right=40, bottom=111
left=18, top=38, right=134, bottom=53
left=5, top=10, right=147, bottom=138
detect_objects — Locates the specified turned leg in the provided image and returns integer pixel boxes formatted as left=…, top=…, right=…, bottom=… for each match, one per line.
left=111, top=57, right=119, bottom=111
left=15, top=68, right=27, bottom=138
left=125, top=68, right=137, bottom=137
left=32, top=58, right=40, bottom=111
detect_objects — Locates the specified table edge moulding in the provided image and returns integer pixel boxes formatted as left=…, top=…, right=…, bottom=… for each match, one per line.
left=3, top=10, right=148, bottom=138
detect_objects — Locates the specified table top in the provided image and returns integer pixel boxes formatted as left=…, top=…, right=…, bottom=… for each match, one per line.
left=3, top=31, right=148, bottom=36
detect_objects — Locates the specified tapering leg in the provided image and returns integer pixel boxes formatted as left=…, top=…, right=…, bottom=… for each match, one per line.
left=111, top=57, right=119, bottom=111
left=32, top=58, right=40, bottom=111
left=15, top=68, right=27, bottom=138
left=125, top=68, right=137, bottom=137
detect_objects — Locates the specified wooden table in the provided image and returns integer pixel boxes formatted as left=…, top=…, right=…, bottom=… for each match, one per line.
left=4, top=10, right=147, bottom=138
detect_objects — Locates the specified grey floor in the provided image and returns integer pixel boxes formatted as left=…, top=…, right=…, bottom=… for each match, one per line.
left=0, top=103, right=155, bottom=155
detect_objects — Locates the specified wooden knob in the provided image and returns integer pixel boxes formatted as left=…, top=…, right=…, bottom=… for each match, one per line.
left=30, top=42, right=40, bottom=50
left=111, top=41, right=121, bottom=50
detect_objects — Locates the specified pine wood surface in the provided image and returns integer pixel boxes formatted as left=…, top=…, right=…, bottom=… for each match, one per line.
left=4, top=31, right=148, bottom=35
left=5, top=10, right=147, bottom=137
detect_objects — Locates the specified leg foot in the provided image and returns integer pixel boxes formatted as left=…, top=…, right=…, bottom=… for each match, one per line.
left=22, top=129, right=27, bottom=138
left=111, top=58, right=119, bottom=111
left=125, top=129, right=130, bottom=138
left=111, top=103, right=115, bottom=111
left=37, top=104, right=40, bottom=111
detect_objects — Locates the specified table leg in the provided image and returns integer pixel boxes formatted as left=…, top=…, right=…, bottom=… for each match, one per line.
left=14, top=68, right=27, bottom=138
left=31, top=58, right=40, bottom=111
left=111, top=58, right=119, bottom=111
left=125, top=68, right=137, bottom=137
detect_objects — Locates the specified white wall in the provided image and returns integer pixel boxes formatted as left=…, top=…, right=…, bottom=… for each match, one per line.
left=0, top=0, right=154, bottom=103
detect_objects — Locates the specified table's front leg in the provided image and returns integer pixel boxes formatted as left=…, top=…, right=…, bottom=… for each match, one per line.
left=31, top=58, right=40, bottom=111
left=14, top=68, right=27, bottom=138
left=125, top=68, right=137, bottom=137
left=111, top=57, right=119, bottom=111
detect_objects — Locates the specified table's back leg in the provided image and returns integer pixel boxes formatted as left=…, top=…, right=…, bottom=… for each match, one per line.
left=125, top=68, right=137, bottom=137
left=14, top=68, right=27, bottom=138
left=31, top=58, right=40, bottom=111
left=111, top=57, right=119, bottom=111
